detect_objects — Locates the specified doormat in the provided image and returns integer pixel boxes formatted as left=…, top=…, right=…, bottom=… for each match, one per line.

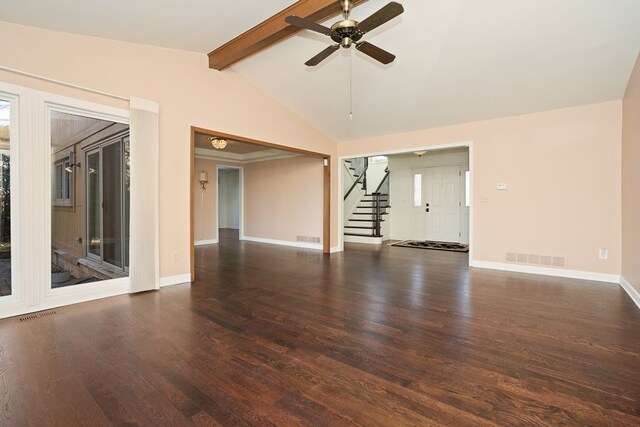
left=389, top=240, right=469, bottom=252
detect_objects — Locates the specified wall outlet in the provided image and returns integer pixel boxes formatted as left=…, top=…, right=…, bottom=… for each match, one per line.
left=599, top=248, right=608, bottom=260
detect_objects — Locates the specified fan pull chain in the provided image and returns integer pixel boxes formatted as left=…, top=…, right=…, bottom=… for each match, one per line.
left=349, top=49, right=353, bottom=120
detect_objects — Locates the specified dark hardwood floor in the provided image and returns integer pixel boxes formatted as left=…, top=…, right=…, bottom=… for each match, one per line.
left=1, top=230, right=639, bottom=426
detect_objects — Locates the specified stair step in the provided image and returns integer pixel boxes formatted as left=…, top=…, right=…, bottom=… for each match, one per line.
left=344, top=232, right=381, bottom=237
left=344, top=226, right=376, bottom=230
left=347, top=219, right=385, bottom=222
left=356, top=205, right=391, bottom=209
left=352, top=212, right=389, bottom=216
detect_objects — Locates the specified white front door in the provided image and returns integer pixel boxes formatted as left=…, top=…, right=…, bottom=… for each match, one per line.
left=424, top=166, right=461, bottom=242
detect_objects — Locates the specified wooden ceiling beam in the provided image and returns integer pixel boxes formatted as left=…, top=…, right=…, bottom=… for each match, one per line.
left=208, top=0, right=368, bottom=70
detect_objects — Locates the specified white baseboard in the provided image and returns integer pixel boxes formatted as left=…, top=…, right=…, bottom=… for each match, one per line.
left=241, top=236, right=322, bottom=250
left=159, top=274, right=192, bottom=288
left=620, top=276, right=640, bottom=310
left=195, top=239, right=218, bottom=246
left=469, top=260, right=621, bottom=284
left=330, top=246, right=342, bottom=254
left=344, top=235, right=383, bottom=245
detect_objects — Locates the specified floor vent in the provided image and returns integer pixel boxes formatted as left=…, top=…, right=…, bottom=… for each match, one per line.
left=506, top=253, right=566, bottom=268
left=297, top=236, right=321, bottom=244
left=19, top=311, right=57, bottom=322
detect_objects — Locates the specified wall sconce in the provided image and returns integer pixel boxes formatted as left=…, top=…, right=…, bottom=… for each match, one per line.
left=198, top=171, right=209, bottom=191
left=414, top=151, right=427, bottom=157
left=64, top=150, right=81, bottom=173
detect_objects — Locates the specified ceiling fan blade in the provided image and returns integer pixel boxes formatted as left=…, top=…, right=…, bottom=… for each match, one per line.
left=305, top=45, right=340, bottom=66
left=356, top=42, right=395, bottom=64
left=357, top=2, right=404, bottom=34
left=285, top=15, right=334, bottom=36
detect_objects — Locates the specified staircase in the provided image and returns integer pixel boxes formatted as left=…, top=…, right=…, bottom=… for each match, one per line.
left=343, top=157, right=390, bottom=242
left=344, top=193, right=390, bottom=238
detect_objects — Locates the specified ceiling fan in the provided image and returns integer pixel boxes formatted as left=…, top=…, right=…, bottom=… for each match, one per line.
left=285, top=0, right=404, bottom=66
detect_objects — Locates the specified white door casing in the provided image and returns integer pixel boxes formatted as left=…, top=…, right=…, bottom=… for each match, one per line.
left=424, top=166, right=461, bottom=243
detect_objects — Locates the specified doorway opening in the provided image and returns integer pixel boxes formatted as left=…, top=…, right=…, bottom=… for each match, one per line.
left=190, top=128, right=331, bottom=280
left=339, top=143, right=473, bottom=261
left=217, top=166, right=241, bottom=243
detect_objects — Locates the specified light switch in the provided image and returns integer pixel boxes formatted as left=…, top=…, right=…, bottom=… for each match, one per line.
left=497, top=183, right=507, bottom=191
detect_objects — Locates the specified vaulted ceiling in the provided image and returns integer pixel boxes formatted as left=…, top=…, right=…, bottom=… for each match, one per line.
left=2, top=0, right=639, bottom=141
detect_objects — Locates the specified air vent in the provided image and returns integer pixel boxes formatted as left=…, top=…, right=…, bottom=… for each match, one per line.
left=297, top=235, right=321, bottom=244
left=18, top=310, right=57, bottom=322
left=540, top=256, right=553, bottom=266
left=505, top=253, right=566, bottom=269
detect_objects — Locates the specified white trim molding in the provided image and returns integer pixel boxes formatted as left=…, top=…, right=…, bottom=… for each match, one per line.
left=330, top=246, right=342, bottom=254
left=242, top=236, right=322, bottom=250
left=130, top=97, right=159, bottom=114
left=195, top=239, right=218, bottom=246
left=470, top=260, right=621, bottom=284
left=159, top=274, right=192, bottom=288
left=195, top=147, right=301, bottom=164
left=620, top=277, right=640, bottom=309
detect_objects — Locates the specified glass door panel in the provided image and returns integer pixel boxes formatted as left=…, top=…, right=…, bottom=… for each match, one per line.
left=49, top=108, right=129, bottom=290
left=87, top=150, right=101, bottom=259
left=102, top=141, right=122, bottom=268
left=0, top=99, right=11, bottom=298
left=124, top=137, right=130, bottom=270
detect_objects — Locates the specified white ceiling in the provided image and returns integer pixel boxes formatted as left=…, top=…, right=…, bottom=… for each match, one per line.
left=2, top=0, right=640, bottom=141
left=233, top=0, right=640, bottom=140
left=0, top=0, right=293, bottom=53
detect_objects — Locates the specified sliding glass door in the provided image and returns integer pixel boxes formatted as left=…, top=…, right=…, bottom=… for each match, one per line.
left=84, top=134, right=129, bottom=272
left=50, top=108, right=130, bottom=291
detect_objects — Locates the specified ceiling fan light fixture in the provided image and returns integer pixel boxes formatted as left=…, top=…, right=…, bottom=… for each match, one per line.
left=285, top=1, right=404, bottom=66
left=210, top=137, right=228, bottom=150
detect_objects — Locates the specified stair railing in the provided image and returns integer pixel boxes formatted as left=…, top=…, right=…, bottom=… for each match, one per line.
left=374, top=168, right=390, bottom=194
left=344, top=157, right=369, bottom=200
left=371, top=169, right=390, bottom=237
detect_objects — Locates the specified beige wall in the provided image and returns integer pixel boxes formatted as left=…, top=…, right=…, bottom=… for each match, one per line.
left=0, top=21, right=338, bottom=279
left=340, top=101, right=623, bottom=275
left=622, top=53, right=640, bottom=292
left=244, top=156, right=323, bottom=243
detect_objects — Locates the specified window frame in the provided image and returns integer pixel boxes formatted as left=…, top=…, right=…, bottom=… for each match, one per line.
left=51, top=150, right=74, bottom=207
